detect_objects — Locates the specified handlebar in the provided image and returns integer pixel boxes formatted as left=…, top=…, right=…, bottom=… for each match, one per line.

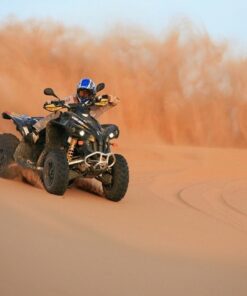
left=43, top=96, right=109, bottom=112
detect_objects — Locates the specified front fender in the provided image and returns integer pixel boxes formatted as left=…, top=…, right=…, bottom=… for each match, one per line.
left=46, top=123, right=68, bottom=149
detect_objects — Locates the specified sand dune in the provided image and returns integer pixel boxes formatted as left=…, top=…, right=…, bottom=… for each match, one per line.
left=1, top=143, right=247, bottom=295
left=1, top=19, right=247, bottom=295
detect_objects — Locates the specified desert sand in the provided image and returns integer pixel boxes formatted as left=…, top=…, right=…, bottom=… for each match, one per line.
left=1, top=20, right=247, bottom=295
left=1, top=142, right=247, bottom=295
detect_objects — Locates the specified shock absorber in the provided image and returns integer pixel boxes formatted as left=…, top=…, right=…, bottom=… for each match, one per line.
left=67, top=137, right=77, bottom=162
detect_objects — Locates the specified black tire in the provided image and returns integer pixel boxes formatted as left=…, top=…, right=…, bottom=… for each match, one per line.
left=102, top=154, right=129, bottom=202
left=42, top=149, right=69, bottom=196
left=0, top=133, right=19, bottom=178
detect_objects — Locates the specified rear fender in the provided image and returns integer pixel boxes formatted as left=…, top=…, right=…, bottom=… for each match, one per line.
left=2, top=112, right=13, bottom=120
left=2, top=112, right=25, bottom=136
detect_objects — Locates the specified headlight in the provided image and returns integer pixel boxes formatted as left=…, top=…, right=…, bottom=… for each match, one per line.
left=109, top=132, right=115, bottom=138
left=79, top=130, right=85, bottom=137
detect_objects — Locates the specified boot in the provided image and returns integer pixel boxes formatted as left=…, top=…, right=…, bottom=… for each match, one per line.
left=24, top=131, right=39, bottom=144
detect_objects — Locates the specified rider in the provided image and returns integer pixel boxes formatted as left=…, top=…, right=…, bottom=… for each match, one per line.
left=26, top=78, right=119, bottom=143
left=64, top=78, right=119, bottom=117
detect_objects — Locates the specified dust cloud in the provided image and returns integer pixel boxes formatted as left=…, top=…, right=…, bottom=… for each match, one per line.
left=0, top=19, right=247, bottom=147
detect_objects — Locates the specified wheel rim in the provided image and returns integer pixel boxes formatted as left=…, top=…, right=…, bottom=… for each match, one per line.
left=45, top=160, right=55, bottom=186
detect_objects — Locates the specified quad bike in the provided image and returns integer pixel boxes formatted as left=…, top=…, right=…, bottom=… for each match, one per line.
left=0, top=83, right=129, bottom=201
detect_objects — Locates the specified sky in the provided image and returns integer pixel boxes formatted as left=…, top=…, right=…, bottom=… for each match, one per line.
left=1, top=0, right=247, bottom=45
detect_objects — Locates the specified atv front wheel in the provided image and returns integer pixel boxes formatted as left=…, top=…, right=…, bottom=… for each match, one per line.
left=0, top=133, right=19, bottom=178
left=102, top=154, right=129, bottom=202
left=42, top=149, right=69, bottom=196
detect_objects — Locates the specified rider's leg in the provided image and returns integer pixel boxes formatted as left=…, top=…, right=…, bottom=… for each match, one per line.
left=25, top=131, right=39, bottom=144
left=25, top=112, right=61, bottom=144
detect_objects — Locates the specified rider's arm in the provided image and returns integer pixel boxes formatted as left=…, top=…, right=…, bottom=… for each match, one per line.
left=91, top=95, right=120, bottom=118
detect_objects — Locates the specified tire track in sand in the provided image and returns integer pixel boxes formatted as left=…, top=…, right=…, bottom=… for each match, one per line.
left=221, top=179, right=247, bottom=218
left=177, top=180, right=247, bottom=234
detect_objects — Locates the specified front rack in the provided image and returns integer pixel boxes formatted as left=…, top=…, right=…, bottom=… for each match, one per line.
left=69, top=151, right=116, bottom=171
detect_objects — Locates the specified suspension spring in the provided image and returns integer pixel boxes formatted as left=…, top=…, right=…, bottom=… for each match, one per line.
left=67, top=138, right=77, bottom=161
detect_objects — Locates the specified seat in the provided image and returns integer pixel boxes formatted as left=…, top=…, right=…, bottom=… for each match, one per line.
left=12, top=115, right=43, bottom=128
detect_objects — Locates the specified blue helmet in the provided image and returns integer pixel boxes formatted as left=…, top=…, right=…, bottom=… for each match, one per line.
left=77, top=78, right=96, bottom=98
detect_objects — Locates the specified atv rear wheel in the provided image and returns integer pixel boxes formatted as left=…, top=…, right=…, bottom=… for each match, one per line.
left=42, top=149, right=69, bottom=196
left=0, top=133, right=19, bottom=178
left=102, top=154, right=129, bottom=202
